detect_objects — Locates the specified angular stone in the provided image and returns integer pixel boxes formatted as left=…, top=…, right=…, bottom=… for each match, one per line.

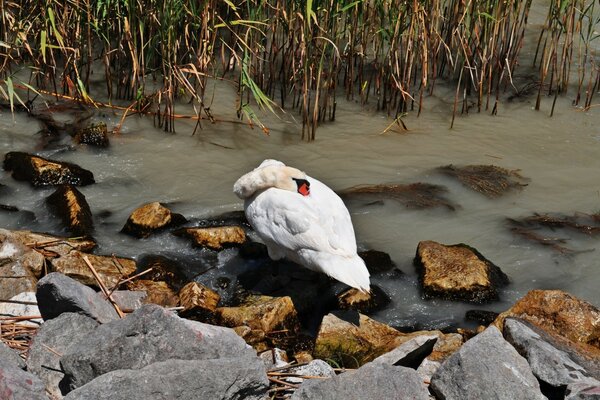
left=566, top=379, right=600, bottom=399
left=121, top=202, right=185, bottom=238
left=0, top=341, right=25, bottom=370
left=291, top=362, right=430, bottom=400
left=60, top=304, right=255, bottom=391
left=27, top=313, right=98, bottom=398
left=314, top=311, right=413, bottom=367
left=9, top=230, right=96, bottom=257
left=46, top=185, right=94, bottom=237
left=504, top=318, right=600, bottom=388
left=179, top=281, right=220, bottom=319
left=3, top=151, right=95, bottom=186
left=110, top=290, right=147, bottom=312
left=175, top=226, right=246, bottom=250
left=0, top=292, right=42, bottom=326
left=63, top=358, right=268, bottom=400
left=0, top=363, right=47, bottom=400
left=430, top=326, right=545, bottom=399
left=0, top=256, right=38, bottom=301
left=415, top=240, right=509, bottom=302
left=73, top=122, right=109, bottom=147
left=36, top=272, right=119, bottom=323
left=416, top=333, right=464, bottom=382
left=259, top=348, right=289, bottom=369
left=337, top=284, right=391, bottom=313
left=372, top=334, right=438, bottom=367
left=50, top=251, right=136, bottom=290
left=285, top=360, right=336, bottom=384
left=124, top=279, right=179, bottom=307
left=493, top=289, right=600, bottom=351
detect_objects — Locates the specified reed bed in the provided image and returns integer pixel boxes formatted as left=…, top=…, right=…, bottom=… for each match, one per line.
left=0, top=0, right=598, bottom=140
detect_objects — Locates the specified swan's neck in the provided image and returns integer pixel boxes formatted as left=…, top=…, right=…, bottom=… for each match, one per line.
left=234, top=165, right=306, bottom=199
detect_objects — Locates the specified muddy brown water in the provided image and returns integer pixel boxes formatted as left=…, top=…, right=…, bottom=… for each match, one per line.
left=1, top=2, right=599, bottom=330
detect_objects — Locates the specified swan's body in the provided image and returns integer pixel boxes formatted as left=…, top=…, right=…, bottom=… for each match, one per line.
left=234, top=160, right=370, bottom=292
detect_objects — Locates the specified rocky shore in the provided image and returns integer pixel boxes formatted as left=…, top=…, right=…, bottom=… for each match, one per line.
left=0, top=151, right=599, bottom=399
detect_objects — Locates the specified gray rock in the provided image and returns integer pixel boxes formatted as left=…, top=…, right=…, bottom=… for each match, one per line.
left=0, top=292, right=42, bottom=326
left=286, top=359, right=336, bottom=384
left=566, top=379, right=600, bottom=399
left=64, top=358, right=268, bottom=400
left=60, top=304, right=255, bottom=391
left=372, top=334, right=438, bottom=366
left=504, top=318, right=599, bottom=387
left=430, top=326, right=545, bottom=400
left=0, top=237, right=38, bottom=299
left=291, top=362, right=430, bottom=400
left=36, top=272, right=119, bottom=323
left=0, top=341, right=25, bottom=370
left=0, top=363, right=47, bottom=400
left=110, top=290, right=147, bottom=312
left=27, top=313, right=98, bottom=399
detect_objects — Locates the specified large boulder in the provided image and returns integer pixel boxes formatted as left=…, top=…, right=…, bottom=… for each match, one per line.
left=59, top=304, right=255, bottom=391
left=493, top=289, right=600, bottom=352
left=27, top=313, right=99, bottom=398
left=415, top=240, right=509, bottom=302
left=46, top=184, right=94, bottom=237
left=63, top=358, right=268, bottom=400
left=291, top=362, right=430, bottom=400
left=36, top=272, right=119, bottom=323
left=430, top=326, right=545, bottom=399
left=50, top=250, right=136, bottom=290
left=3, top=151, right=95, bottom=186
left=121, top=202, right=186, bottom=238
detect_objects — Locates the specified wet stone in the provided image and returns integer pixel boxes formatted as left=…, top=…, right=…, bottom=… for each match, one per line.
left=46, top=184, right=94, bottom=237
left=121, top=202, right=186, bottom=238
left=178, top=281, right=220, bottom=321
left=358, top=249, right=398, bottom=274
left=125, top=279, right=179, bottom=307
left=415, top=240, right=509, bottom=303
left=3, top=151, right=95, bottom=186
left=337, top=284, right=391, bottom=313
left=73, top=122, right=109, bottom=147
left=174, top=226, right=246, bottom=250
left=137, top=254, right=188, bottom=290
left=465, top=309, right=500, bottom=326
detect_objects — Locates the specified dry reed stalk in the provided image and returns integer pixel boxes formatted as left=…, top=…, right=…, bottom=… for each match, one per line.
left=82, top=255, right=124, bottom=318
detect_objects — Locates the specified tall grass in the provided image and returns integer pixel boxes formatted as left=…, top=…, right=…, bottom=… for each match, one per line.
left=0, top=0, right=598, bottom=140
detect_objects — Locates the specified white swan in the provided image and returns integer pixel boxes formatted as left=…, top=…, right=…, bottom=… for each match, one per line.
left=234, top=159, right=370, bottom=293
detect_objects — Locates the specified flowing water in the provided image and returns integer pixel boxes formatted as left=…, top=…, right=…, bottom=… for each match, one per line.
left=1, top=4, right=600, bottom=331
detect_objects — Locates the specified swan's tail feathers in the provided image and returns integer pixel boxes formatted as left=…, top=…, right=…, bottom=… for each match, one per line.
left=320, top=253, right=371, bottom=293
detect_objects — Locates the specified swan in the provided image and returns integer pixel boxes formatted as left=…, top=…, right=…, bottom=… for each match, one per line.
left=233, top=159, right=370, bottom=293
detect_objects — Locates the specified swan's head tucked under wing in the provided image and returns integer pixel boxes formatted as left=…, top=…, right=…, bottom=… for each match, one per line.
left=233, top=160, right=310, bottom=199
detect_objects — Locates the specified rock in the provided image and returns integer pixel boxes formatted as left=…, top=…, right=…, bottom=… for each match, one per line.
left=239, top=241, right=268, bottom=259
left=416, top=333, right=464, bottom=382
left=0, top=292, right=42, bottom=326
left=233, top=326, right=268, bottom=352
left=124, top=279, right=179, bottom=307
left=3, top=151, right=95, bottom=186
left=179, top=281, right=220, bottom=320
left=337, top=284, right=391, bottom=313
left=372, top=333, right=438, bottom=367
left=294, top=351, right=314, bottom=364
left=430, top=326, right=545, bottom=399
left=285, top=360, right=336, bottom=384
left=0, top=363, right=47, bottom=400
left=36, top=272, right=119, bottom=323
left=27, top=313, right=99, bottom=398
left=465, top=309, right=499, bottom=326
left=314, top=311, right=416, bottom=367
left=291, top=362, right=430, bottom=400
left=46, top=184, right=94, bottom=237
left=0, top=238, right=38, bottom=299
left=189, top=210, right=250, bottom=229
left=63, top=357, right=268, bottom=400
left=358, top=250, right=397, bottom=274
left=504, top=318, right=600, bottom=391
left=437, top=164, right=528, bottom=198
left=216, top=295, right=300, bottom=349
left=0, top=230, right=46, bottom=279
left=50, top=250, right=136, bottom=290
left=121, top=202, right=186, bottom=238
left=415, top=240, right=509, bottom=302
left=0, top=341, right=25, bottom=370
left=73, top=122, right=109, bottom=147
left=174, top=226, right=246, bottom=250
left=7, top=230, right=96, bottom=260
left=110, top=290, right=147, bottom=312
left=137, top=254, right=188, bottom=290
left=566, top=379, right=600, bottom=399
left=259, top=348, right=289, bottom=369
left=60, top=304, right=255, bottom=391
left=493, top=289, right=600, bottom=351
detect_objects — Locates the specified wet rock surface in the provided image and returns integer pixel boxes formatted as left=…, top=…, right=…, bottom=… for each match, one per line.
left=124, top=279, right=180, bottom=307
left=341, top=182, right=457, bottom=210
left=336, top=284, right=391, bottom=313
left=46, top=184, right=94, bottom=237
left=3, top=151, right=95, bottom=186
left=174, top=225, right=247, bottom=250
left=178, top=281, right=220, bottom=320
left=73, top=122, right=110, bottom=147
left=121, top=202, right=186, bottom=238
left=415, top=240, right=509, bottom=302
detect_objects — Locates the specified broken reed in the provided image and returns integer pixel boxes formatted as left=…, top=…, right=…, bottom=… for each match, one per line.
left=0, top=0, right=597, bottom=140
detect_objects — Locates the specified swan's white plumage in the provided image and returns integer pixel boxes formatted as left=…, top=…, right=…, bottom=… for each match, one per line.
left=234, top=159, right=370, bottom=292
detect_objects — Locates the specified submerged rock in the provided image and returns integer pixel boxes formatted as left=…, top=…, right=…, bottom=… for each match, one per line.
left=73, top=122, right=109, bottom=147
left=340, top=182, right=457, bottom=210
left=415, top=240, right=509, bottom=303
left=358, top=249, right=398, bottom=274
left=46, top=184, right=94, bottom=237
left=50, top=250, right=136, bottom=290
left=437, top=164, right=528, bottom=198
left=174, top=226, right=246, bottom=250
left=430, top=326, right=545, bottom=399
left=493, top=289, right=600, bottom=353
left=3, top=151, right=95, bottom=186
left=337, top=284, right=391, bottom=313
left=465, top=309, right=500, bottom=326
left=63, top=357, right=268, bottom=400
left=121, top=202, right=186, bottom=238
